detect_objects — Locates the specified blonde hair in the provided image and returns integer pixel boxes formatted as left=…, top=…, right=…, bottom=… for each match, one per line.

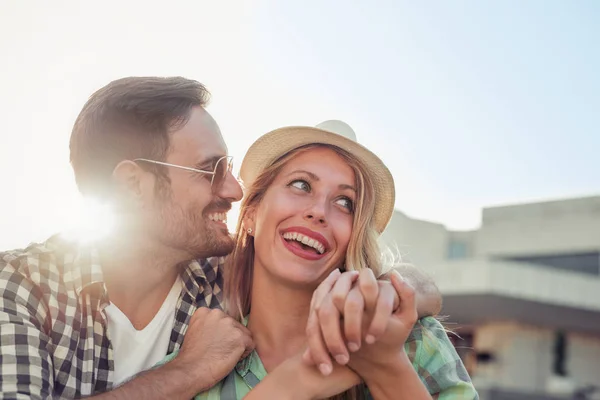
left=225, top=144, right=386, bottom=400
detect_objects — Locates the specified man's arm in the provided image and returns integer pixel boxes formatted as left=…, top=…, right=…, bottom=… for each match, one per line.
left=0, top=266, right=55, bottom=399
left=90, top=307, right=253, bottom=399
left=384, top=263, right=442, bottom=317
left=88, top=360, right=208, bottom=400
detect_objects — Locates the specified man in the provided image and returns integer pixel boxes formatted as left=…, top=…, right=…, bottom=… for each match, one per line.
left=0, top=77, right=441, bottom=399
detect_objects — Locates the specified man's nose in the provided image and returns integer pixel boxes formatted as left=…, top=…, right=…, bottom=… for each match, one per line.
left=216, top=170, right=243, bottom=202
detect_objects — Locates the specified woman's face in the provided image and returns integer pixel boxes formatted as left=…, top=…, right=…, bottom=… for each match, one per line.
left=249, top=147, right=356, bottom=288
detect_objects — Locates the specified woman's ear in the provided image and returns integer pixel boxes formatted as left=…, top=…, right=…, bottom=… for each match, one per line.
left=243, top=208, right=256, bottom=236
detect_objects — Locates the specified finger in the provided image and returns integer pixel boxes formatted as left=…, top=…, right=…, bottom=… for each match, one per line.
left=232, top=320, right=253, bottom=336
left=304, top=268, right=342, bottom=370
left=365, top=283, right=395, bottom=343
left=190, top=306, right=210, bottom=323
left=317, top=293, right=349, bottom=366
left=391, top=270, right=418, bottom=324
left=343, top=285, right=365, bottom=352
left=310, top=268, right=342, bottom=310
left=240, top=333, right=255, bottom=359
left=305, top=306, right=334, bottom=375
left=331, top=271, right=360, bottom=312
left=358, top=268, right=379, bottom=315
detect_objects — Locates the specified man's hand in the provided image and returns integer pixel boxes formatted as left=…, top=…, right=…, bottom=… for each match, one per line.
left=384, top=263, right=442, bottom=317
left=90, top=308, right=254, bottom=400
left=175, top=308, right=254, bottom=392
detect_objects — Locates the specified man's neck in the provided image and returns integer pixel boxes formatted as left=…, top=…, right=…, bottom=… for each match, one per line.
left=98, top=233, right=185, bottom=330
left=247, top=267, right=314, bottom=372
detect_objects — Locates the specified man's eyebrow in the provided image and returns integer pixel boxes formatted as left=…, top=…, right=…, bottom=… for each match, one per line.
left=285, top=170, right=357, bottom=192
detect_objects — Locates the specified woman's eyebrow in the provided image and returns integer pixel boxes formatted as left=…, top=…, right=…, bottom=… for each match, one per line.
left=285, top=170, right=356, bottom=192
left=284, top=169, right=319, bottom=180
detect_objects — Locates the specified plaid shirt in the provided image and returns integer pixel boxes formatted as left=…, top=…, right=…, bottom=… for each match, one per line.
left=0, top=235, right=223, bottom=399
left=162, top=317, right=479, bottom=400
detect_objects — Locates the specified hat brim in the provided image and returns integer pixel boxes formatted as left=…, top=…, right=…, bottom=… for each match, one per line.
left=239, top=126, right=395, bottom=233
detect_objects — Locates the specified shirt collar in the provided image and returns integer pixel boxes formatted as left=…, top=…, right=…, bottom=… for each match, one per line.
left=180, top=256, right=224, bottom=303
left=46, top=235, right=106, bottom=298
left=234, top=316, right=268, bottom=382
left=53, top=234, right=223, bottom=306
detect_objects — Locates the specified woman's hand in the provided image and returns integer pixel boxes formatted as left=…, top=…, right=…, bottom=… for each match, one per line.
left=245, top=351, right=361, bottom=400
left=304, top=268, right=402, bottom=375
left=345, top=270, right=418, bottom=377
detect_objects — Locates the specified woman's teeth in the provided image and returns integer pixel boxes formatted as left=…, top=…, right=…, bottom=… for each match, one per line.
left=282, top=232, right=325, bottom=254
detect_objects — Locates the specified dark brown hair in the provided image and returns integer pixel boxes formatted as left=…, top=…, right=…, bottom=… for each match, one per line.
left=69, top=76, right=210, bottom=198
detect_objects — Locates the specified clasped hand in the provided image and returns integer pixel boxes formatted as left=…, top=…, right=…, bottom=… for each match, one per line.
left=304, top=268, right=418, bottom=379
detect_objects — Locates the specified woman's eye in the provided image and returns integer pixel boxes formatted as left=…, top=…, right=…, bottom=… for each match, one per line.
left=336, top=197, right=354, bottom=212
left=289, top=179, right=311, bottom=192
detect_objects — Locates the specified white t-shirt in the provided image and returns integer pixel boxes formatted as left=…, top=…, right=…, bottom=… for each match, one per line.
left=105, top=277, right=183, bottom=386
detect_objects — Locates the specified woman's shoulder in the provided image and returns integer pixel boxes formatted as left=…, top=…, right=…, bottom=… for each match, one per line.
left=405, top=316, right=462, bottom=367
left=407, top=316, right=447, bottom=341
left=405, top=317, right=479, bottom=398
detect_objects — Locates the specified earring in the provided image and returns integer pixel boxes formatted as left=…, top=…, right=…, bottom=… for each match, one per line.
left=247, top=228, right=253, bottom=235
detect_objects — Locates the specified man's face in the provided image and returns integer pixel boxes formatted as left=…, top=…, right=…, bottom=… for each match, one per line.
left=146, top=106, right=243, bottom=259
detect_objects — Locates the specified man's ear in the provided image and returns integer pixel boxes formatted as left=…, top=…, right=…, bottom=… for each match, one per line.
left=112, top=160, right=150, bottom=207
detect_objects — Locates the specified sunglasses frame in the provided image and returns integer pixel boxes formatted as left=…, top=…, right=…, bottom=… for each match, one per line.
left=133, top=156, right=233, bottom=191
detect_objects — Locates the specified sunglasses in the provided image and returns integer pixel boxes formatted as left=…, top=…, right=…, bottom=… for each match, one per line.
left=134, top=155, right=234, bottom=193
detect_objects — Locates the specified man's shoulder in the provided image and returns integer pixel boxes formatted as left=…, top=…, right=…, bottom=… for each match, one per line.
left=2, top=237, right=58, bottom=273
left=0, top=234, right=80, bottom=293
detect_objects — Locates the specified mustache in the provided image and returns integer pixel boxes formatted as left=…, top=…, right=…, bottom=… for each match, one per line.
left=203, top=198, right=233, bottom=214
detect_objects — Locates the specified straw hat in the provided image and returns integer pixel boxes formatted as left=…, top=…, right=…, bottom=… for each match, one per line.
left=239, top=120, right=395, bottom=233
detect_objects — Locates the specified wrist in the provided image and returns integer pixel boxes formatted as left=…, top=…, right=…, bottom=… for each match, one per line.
left=167, top=355, right=216, bottom=394
left=357, top=350, right=413, bottom=385
left=258, top=361, right=309, bottom=400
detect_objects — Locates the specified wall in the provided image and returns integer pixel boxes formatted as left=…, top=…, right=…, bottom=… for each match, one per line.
left=380, top=210, right=448, bottom=266
left=476, top=196, right=600, bottom=258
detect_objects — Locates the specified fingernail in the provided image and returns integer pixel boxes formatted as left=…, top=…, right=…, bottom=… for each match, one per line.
left=319, top=363, right=333, bottom=376
left=365, top=334, right=376, bottom=344
left=348, top=342, right=360, bottom=352
left=334, top=354, right=349, bottom=365
left=330, top=269, right=341, bottom=277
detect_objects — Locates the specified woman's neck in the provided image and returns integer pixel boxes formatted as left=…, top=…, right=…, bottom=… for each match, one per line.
left=247, top=267, right=314, bottom=372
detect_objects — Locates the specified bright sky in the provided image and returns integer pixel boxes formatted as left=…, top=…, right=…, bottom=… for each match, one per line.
left=1, top=1, right=598, bottom=249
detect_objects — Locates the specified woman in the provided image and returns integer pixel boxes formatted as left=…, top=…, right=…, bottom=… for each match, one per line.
left=164, top=121, right=478, bottom=399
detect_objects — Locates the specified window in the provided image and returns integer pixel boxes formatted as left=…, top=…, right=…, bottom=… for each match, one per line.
left=552, top=331, right=568, bottom=377
left=448, top=240, right=468, bottom=259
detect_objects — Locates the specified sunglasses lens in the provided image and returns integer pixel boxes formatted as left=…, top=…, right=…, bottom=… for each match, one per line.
left=212, top=157, right=232, bottom=192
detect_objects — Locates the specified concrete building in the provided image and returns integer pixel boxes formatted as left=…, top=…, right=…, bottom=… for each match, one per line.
left=380, top=195, right=600, bottom=400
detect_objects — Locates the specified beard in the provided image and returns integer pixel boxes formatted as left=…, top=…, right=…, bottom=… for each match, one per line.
left=151, top=186, right=235, bottom=260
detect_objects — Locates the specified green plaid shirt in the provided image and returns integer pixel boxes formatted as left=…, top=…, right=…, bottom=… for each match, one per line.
left=162, top=316, right=478, bottom=399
